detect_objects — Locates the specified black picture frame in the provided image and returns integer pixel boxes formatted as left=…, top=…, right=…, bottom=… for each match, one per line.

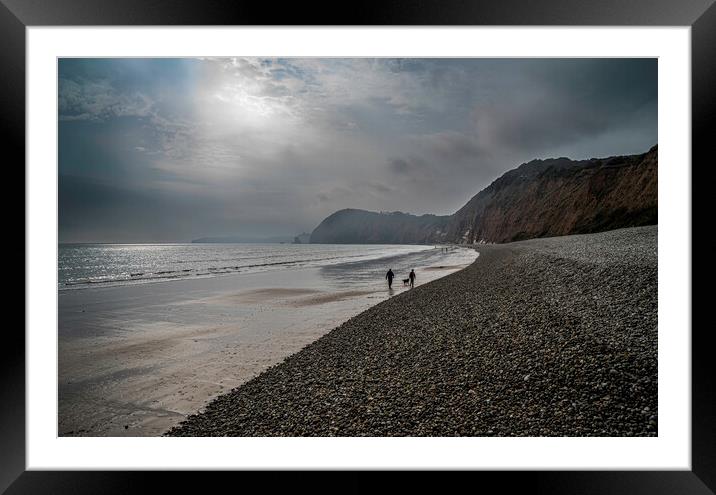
left=5, top=0, right=714, bottom=493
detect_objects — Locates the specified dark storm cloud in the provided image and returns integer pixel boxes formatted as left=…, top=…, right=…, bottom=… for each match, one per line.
left=469, top=59, right=657, bottom=155
left=59, top=58, right=657, bottom=243
left=388, top=158, right=413, bottom=174
left=421, top=131, right=486, bottom=163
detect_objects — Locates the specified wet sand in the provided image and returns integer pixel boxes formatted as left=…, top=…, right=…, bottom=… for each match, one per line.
left=59, top=258, right=473, bottom=436
left=422, top=265, right=465, bottom=271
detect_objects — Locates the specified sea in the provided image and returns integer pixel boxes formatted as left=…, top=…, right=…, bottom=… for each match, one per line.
left=58, top=243, right=478, bottom=291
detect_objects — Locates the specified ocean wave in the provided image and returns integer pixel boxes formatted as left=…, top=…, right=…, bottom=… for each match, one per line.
left=58, top=244, right=435, bottom=291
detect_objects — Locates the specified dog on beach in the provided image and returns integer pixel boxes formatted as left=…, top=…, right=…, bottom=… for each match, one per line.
left=402, top=278, right=410, bottom=286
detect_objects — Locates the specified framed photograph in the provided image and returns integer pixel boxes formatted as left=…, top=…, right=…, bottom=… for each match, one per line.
left=7, top=0, right=713, bottom=492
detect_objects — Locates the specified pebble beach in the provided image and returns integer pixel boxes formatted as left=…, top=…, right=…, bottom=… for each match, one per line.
left=166, top=225, right=658, bottom=437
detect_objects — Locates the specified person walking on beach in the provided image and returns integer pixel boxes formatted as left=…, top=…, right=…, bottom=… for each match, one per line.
left=386, top=268, right=395, bottom=289
left=408, top=269, right=416, bottom=288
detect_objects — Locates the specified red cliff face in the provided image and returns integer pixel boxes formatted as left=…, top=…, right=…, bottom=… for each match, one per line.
left=445, top=146, right=657, bottom=244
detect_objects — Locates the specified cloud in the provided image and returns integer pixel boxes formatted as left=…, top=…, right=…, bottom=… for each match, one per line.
left=470, top=59, right=658, bottom=156
left=388, top=158, right=412, bottom=174
left=420, top=131, right=486, bottom=162
left=59, top=78, right=154, bottom=121
left=58, top=58, right=657, bottom=242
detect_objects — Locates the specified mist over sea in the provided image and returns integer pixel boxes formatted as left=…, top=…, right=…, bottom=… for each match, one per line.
left=59, top=243, right=477, bottom=291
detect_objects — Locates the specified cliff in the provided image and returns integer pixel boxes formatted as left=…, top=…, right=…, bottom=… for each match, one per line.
left=309, top=209, right=450, bottom=244
left=446, top=145, right=658, bottom=243
left=310, top=146, right=657, bottom=244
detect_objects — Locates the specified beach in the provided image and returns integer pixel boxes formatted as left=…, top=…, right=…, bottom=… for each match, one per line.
left=167, top=226, right=657, bottom=437
left=58, top=245, right=476, bottom=436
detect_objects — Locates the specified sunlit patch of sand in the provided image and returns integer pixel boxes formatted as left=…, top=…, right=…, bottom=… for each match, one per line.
left=216, top=288, right=322, bottom=304
left=289, top=290, right=376, bottom=307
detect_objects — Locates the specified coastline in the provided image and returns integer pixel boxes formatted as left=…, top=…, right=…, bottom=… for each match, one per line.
left=167, top=225, right=657, bottom=437
left=59, top=248, right=475, bottom=436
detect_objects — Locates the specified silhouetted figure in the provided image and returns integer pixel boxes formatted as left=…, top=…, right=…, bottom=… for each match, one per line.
left=386, top=268, right=395, bottom=289
left=409, top=269, right=416, bottom=288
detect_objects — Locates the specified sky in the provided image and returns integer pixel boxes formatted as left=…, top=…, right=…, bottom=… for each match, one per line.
left=58, top=58, right=657, bottom=243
